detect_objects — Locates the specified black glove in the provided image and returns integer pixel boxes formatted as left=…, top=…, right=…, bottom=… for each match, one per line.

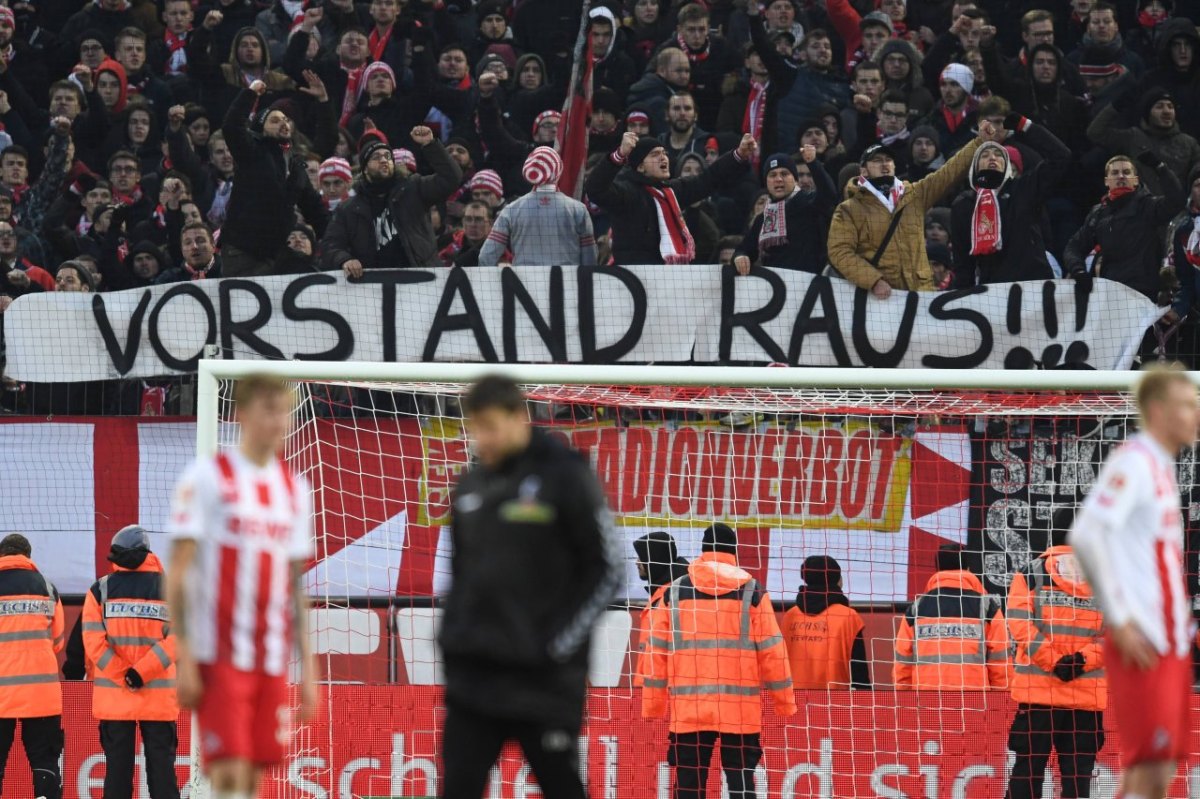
left=1053, top=652, right=1087, bottom=682
left=1136, top=150, right=1164, bottom=170
left=1069, top=268, right=1093, bottom=293
left=1003, top=114, right=1027, bottom=133
left=124, top=668, right=144, bottom=689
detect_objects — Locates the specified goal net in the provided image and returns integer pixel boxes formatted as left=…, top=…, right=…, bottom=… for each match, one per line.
left=192, top=363, right=1199, bottom=799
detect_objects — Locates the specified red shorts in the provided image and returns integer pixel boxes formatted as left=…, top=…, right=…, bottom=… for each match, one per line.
left=197, top=663, right=290, bottom=767
left=1106, top=636, right=1193, bottom=766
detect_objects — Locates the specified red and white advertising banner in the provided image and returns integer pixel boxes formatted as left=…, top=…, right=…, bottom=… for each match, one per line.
left=0, top=417, right=969, bottom=602
left=10, top=685, right=1198, bottom=798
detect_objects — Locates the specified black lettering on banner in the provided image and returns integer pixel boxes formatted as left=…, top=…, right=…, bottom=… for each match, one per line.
left=788, top=275, right=850, bottom=366
left=851, top=288, right=917, bottom=368
left=360, top=269, right=436, bottom=361
left=1041, top=280, right=1058, bottom=338
left=1006, top=284, right=1022, bottom=334
left=501, top=266, right=565, bottom=361
left=1074, top=279, right=1090, bottom=332
left=578, top=264, right=646, bottom=362
left=93, top=290, right=151, bottom=375
left=719, top=265, right=786, bottom=363
left=219, top=279, right=283, bottom=361
left=281, top=274, right=354, bottom=360
left=922, top=287, right=993, bottom=369
left=147, top=283, right=216, bottom=372
left=424, top=267, right=498, bottom=361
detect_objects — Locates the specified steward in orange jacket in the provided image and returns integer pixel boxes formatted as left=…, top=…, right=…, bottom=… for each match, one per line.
left=632, top=532, right=689, bottom=688
left=641, top=524, right=796, bottom=799
left=0, top=534, right=65, bottom=799
left=1005, top=515, right=1106, bottom=799
left=82, top=525, right=180, bottom=799
left=894, top=546, right=1010, bottom=690
left=783, top=556, right=871, bottom=690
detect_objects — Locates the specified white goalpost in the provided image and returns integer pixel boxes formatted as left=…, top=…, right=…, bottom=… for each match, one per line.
left=189, top=360, right=1192, bottom=799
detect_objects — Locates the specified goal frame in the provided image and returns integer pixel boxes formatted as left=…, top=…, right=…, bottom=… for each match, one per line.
left=188, top=359, right=1166, bottom=796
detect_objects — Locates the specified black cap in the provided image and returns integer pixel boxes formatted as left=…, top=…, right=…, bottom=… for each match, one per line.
left=762, top=152, right=797, bottom=181
left=860, top=143, right=896, bottom=166
left=701, top=523, right=737, bottom=555
left=801, top=555, right=842, bottom=589
left=627, top=136, right=664, bottom=170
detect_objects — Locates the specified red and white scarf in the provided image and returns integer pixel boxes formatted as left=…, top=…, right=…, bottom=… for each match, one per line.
left=645, top=185, right=694, bottom=264
left=164, top=29, right=189, bottom=75
left=742, top=79, right=767, bottom=169
left=857, top=176, right=905, bottom=212
left=369, top=24, right=393, bottom=62
left=113, top=184, right=143, bottom=206
left=759, top=188, right=798, bottom=253
left=677, top=33, right=709, bottom=62
left=341, top=63, right=366, bottom=127
left=969, top=188, right=1001, bottom=255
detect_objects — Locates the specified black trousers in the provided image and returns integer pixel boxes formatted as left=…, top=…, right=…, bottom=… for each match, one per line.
left=668, top=731, right=762, bottom=799
left=1007, top=705, right=1104, bottom=799
left=0, top=715, right=62, bottom=799
left=99, top=720, right=181, bottom=799
left=441, top=702, right=586, bottom=799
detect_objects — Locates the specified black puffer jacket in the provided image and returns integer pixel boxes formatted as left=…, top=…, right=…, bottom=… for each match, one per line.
left=320, top=139, right=461, bottom=270
left=439, top=429, right=620, bottom=728
left=1064, top=162, right=1184, bottom=299
left=736, top=159, right=838, bottom=272
left=1138, top=17, right=1200, bottom=137
left=220, top=88, right=328, bottom=261
left=584, top=148, right=750, bottom=265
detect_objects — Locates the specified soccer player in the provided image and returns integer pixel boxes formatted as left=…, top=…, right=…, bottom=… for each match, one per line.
left=1070, top=364, right=1198, bottom=799
left=438, top=375, right=621, bottom=799
left=166, top=375, right=317, bottom=799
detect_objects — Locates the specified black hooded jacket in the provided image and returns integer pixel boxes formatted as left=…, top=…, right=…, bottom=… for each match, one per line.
left=1139, top=17, right=1200, bottom=137
left=439, top=428, right=620, bottom=728
left=951, top=121, right=1070, bottom=287
left=632, top=532, right=689, bottom=596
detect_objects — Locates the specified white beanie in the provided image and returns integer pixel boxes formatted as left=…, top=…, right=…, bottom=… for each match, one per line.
left=940, top=62, right=974, bottom=95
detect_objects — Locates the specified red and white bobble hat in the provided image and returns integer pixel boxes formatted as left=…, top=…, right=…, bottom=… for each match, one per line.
left=522, top=146, right=563, bottom=188
left=468, top=169, right=505, bottom=199
left=318, top=157, right=353, bottom=183
left=392, top=148, right=417, bottom=171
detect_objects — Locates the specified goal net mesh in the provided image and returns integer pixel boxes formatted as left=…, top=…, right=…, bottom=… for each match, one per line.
left=203, top=376, right=1198, bottom=799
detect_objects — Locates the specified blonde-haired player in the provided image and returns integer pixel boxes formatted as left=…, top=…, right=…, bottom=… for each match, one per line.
left=1070, top=364, right=1198, bottom=799
left=166, top=375, right=317, bottom=799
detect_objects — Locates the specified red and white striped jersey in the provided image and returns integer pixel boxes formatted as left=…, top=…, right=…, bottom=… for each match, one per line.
left=1072, top=433, right=1194, bottom=658
left=169, top=450, right=314, bottom=675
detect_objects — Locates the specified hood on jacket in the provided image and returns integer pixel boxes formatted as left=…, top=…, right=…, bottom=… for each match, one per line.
left=969, top=141, right=1013, bottom=188
left=924, top=568, right=987, bottom=595
left=513, top=52, right=548, bottom=92
left=1156, top=16, right=1200, bottom=74
left=230, top=26, right=272, bottom=71
left=589, top=6, right=619, bottom=61
left=1039, top=545, right=1093, bottom=599
left=0, top=554, right=39, bottom=573
left=96, top=57, right=128, bottom=114
left=687, top=551, right=752, bottom=597
left=876, top=38, right=924, bottom=91
left=794, top=554, right=850, bottom=614
left=110, top=552, right=165, bottom=574
left=632, top=531, right=689, bottom=594
left=908, top=122, right=945, bottom=167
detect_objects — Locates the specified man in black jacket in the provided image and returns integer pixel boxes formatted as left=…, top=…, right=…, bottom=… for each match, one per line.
left=220, top=80, right=328, bottom=277
left=585, top=130, right=756, bottom=265
left=439, top=375, right=620, bottom=799
left=1065, top=151, right=1184, bottom=300
left=951, top=115, right=1070, bottom=287
left=320, top=126, right=460, bottom=273
left=734, top=147, right=837, bottom=273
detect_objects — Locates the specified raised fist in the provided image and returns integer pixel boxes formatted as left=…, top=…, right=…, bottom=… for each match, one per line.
left=619, top=130, right=639, bottom=156
left=202, top=9, right=223, bottom=29
left=410, top=126, right=434, bottom=146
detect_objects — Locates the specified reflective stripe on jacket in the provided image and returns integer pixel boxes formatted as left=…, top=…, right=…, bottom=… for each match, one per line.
left=1008, top=546, right=1106, bottom=710
left=894, top=569, right=1010, bottom=690
left=783, top=603, right=865, bottom=690
left=640, top=552, right=797, bottom=733
left=0, top=555, right=64, bottom=717
left=633, top=582, right=670, bottom=690
left=82, top=553, right=178, bottom=721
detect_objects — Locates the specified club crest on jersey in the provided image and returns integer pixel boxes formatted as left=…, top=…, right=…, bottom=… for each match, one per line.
left=500, top=476, right=556, bottom=524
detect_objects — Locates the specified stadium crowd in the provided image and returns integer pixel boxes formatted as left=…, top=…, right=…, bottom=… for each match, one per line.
left=2, top=0, right=1200, bottom=399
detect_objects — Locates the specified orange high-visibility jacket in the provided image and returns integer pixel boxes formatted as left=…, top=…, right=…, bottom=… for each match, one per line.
left=783, top=603, right=865, bottom=690
left=633, top=582, right=670, bottom=689
left=82, top=553, right=177, bottom=721
left=894, top=570, right=1010, bottom=690
left=0, top=555, right=65, bottom=717
left=1007, top=546, right=1105, bottom=710
left=640, top=552, right=797, bottom=733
